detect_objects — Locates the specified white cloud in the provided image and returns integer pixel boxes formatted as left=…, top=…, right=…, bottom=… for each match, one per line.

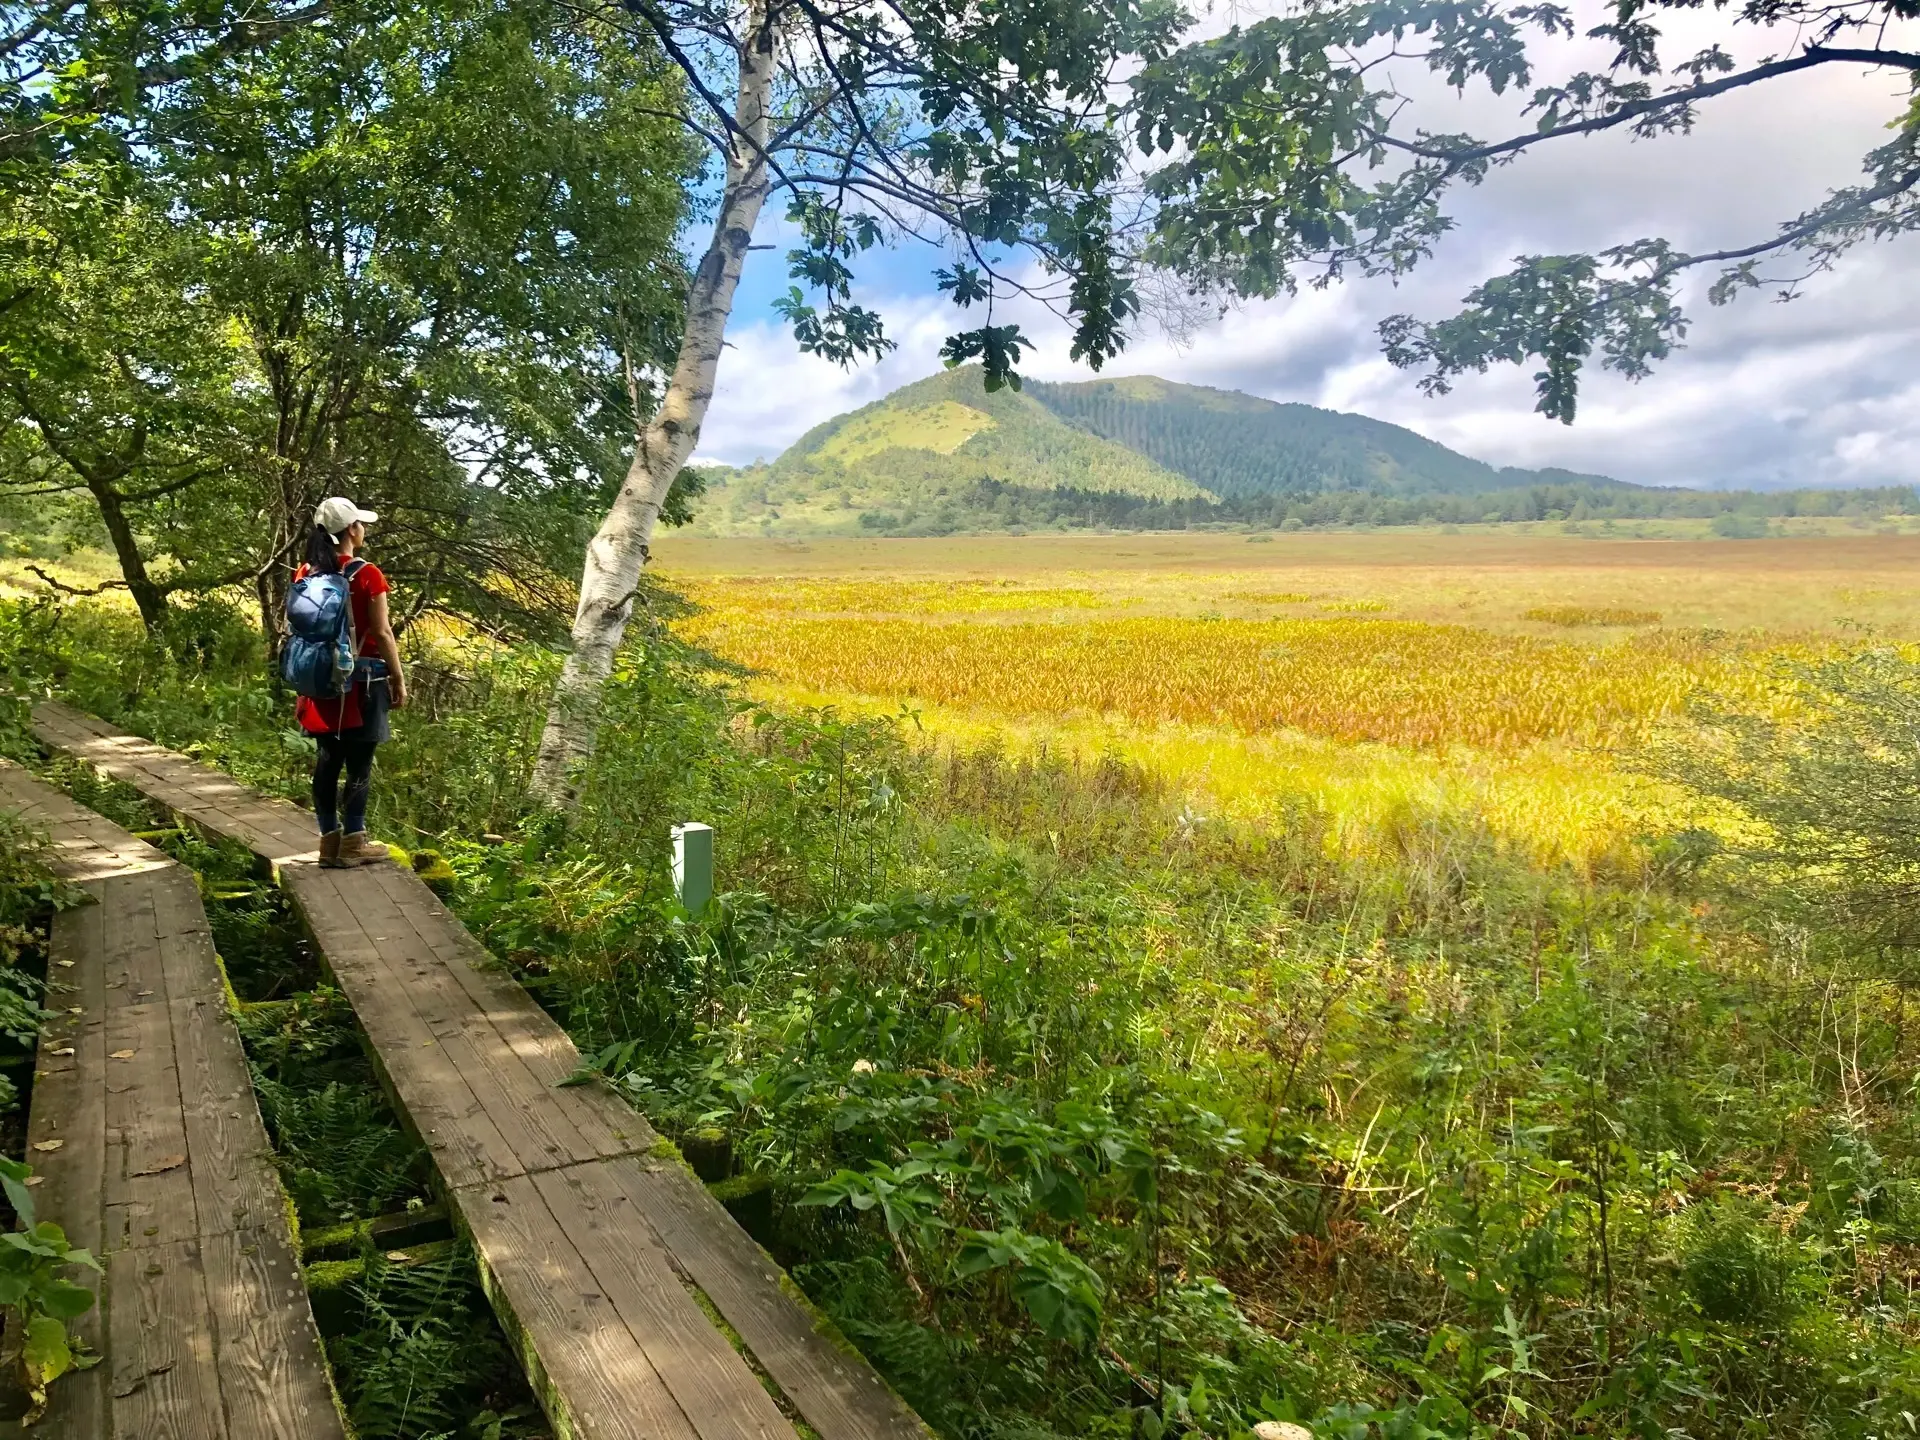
left=697, top=12, right=1920, bottom=490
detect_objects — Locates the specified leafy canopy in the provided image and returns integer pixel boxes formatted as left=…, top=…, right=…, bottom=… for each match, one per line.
left=0, top=0, right=694, bottom=633
left=613, top=0, right=1919, bottom=417
left=1136, top=0, right=1920, bottom=421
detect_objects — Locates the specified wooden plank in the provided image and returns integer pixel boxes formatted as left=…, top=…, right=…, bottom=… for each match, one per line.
left=156, top=922, right=227, bottom=1010
left=30, top=704, right=315, bottom=863
left=454, top=1172, right=700, bottom=1440
left=282, top=868, right=519, bottom=1190
left=104, top=997, right=197, bottom=1252
left=169, top=994, right=284, bottom=1237
left=106, top=1239, right=225, bottom=1440
left=202, top=1226, right=343, bottom=1436
left=617, top=1159, right=932, bottom=1440
left=532, top=1163, right=794, bottom=1440
left=352, top=871, right=604, bottom=1174
left=150, top=873, right=216, bottom=942
left=0, top=759, right=345, bottom=1438
left=97, top=881, right=160, bottom=973
left=33, top=903, right=110, bottom=1257
left=401, top=883, right=653, bottom=1160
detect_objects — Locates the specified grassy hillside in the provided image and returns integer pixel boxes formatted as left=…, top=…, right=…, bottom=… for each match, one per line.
left=694, top=367, right=1213, bottom=535
left=776, top=367, right=1205, bottom=501
left=1027, top=373, right=1626, bottom=498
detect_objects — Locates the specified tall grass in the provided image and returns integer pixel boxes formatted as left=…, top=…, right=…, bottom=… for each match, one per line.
left=681, top=613, right=1768, bottom=749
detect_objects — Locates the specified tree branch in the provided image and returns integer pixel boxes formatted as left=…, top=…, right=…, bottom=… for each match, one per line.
left=23, top=564, right=123, bottom=597
left=131, top=0, right=333, bottom=89
left=1378, top=45, right=1920, bottom=169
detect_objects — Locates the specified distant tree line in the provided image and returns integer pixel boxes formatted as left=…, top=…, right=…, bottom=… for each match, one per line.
left=851, top=478, right=1918, bottom=535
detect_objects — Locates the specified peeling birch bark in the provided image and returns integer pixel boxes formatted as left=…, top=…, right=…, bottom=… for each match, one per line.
left=528, top=2, right=774, bottom=808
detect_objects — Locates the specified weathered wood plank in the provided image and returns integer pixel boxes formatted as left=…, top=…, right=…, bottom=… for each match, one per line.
left=32, top=905, right=109, bottom=1258
left=106, top=1238, right=225, bottom=1439
left=397, top=882, right=652, bottom=1160
left=532, top=1162, right=794, bottom=1440
left=0, top=759, right=345, bottom=1438
left=31, top=702, right=317, bottom=862
left=353, top=871, right=605, bottom=1174
left=617, top=1158, right=931, bottom=1440
left=104, top=999, right=197, bottom=1253
left=282, top=867, right=520, bottom=1189
left=455, top=1172, right=701, bottom=1440
left=168, top=994, right=284, bottom=1237
left=201, top=1226, right=343, bottom=1436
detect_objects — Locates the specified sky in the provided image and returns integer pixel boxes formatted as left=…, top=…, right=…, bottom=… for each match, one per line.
left=696, top=15, right=1920, bottom=491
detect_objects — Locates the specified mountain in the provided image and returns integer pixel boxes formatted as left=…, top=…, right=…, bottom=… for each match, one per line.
left=761, top=366, right=1208, bottom=504
left=686, top=367, right=1914, bottom=536
left=1025, top=374, right=1628, bottom=499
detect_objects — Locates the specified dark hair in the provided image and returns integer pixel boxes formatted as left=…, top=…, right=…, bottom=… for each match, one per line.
left=304, top=523, right=342, bottom=576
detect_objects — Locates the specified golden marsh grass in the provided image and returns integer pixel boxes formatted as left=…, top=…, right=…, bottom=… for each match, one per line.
left=681, top=612, right=1777, bottom=750
left=672, top=533, right=1920, bottom=865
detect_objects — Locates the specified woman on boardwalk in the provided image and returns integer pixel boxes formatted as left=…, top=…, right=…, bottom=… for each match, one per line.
left=296, top=496, right=408, bottom=868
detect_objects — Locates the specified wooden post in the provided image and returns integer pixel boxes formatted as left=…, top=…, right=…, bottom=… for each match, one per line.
left=671, top=823, right=714, bottom=915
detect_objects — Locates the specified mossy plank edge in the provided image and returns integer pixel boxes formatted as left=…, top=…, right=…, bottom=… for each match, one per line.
left=678, top=1272, right=821, bottom=1440
left=627, top=1151, right=935, bottom=1437
left=440, top=1181, right=584, bottom=1440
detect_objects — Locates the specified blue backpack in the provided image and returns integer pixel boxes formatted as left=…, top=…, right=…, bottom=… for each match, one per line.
left=281, top=558, right=365, bottom=700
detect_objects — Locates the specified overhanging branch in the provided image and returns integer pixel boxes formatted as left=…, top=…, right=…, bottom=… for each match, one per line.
left=1377, top=45, right=1920, bottom=170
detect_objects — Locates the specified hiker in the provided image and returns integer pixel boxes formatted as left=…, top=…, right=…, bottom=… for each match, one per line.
left=291, top=497, right=408, bottom=867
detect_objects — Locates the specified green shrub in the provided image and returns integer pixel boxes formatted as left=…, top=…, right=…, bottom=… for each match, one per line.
left=1679, top=1201, right=1803, bottom=1326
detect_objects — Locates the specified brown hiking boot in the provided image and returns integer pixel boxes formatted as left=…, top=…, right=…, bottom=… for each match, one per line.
left=337, top=831, right=390, bottom=867
left=318, top=830, right=344, bottom=868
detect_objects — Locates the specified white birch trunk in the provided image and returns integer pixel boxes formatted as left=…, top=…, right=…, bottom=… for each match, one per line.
left=528, top=3, right=775, bottom=808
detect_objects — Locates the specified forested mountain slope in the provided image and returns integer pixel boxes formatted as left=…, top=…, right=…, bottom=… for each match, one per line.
left=1025, top=374, right=1626, bottom=498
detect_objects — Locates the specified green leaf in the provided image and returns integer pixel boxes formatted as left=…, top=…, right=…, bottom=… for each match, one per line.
left=39, top=1278, right=96, bottom=1320
left=0, top=1167, right=35, bottom=1232
left=22, top=1313, right=72, bottom=1390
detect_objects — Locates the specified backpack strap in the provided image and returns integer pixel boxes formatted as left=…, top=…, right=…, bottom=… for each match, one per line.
left=340, top=558, right=367, bottom=657
left=337, top=558, right=368, bottom=736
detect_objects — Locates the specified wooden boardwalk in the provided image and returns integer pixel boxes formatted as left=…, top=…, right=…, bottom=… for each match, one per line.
left=0, top=760, right=344, bottom=1438
left=32, top=702, right=930, bottom=1440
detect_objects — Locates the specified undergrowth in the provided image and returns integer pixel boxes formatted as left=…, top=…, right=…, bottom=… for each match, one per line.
left=7, top=594, right=1920, bottom=1438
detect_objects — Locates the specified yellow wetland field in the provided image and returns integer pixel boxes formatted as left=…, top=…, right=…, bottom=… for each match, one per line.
left=656, top=530, right=1920, bottom=869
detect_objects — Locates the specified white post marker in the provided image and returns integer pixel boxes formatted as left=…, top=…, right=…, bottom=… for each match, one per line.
left=671, top=822, right=714, bottom=915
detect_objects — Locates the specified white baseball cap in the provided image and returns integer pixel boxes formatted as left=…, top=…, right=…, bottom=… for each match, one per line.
left=314, top=496, right=378, bottom=538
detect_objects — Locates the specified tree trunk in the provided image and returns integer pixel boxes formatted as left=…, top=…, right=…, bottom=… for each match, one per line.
left=527, top=2, right=775, bottom=809
left=87, top=478, right=169, bottom=630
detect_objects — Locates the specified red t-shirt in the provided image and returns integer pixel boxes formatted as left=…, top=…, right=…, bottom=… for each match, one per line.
left=294, top=560, right=390, bottom=734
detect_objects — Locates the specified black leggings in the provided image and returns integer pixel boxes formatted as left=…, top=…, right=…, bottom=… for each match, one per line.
left=313, top=734, right=378, bottom=835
